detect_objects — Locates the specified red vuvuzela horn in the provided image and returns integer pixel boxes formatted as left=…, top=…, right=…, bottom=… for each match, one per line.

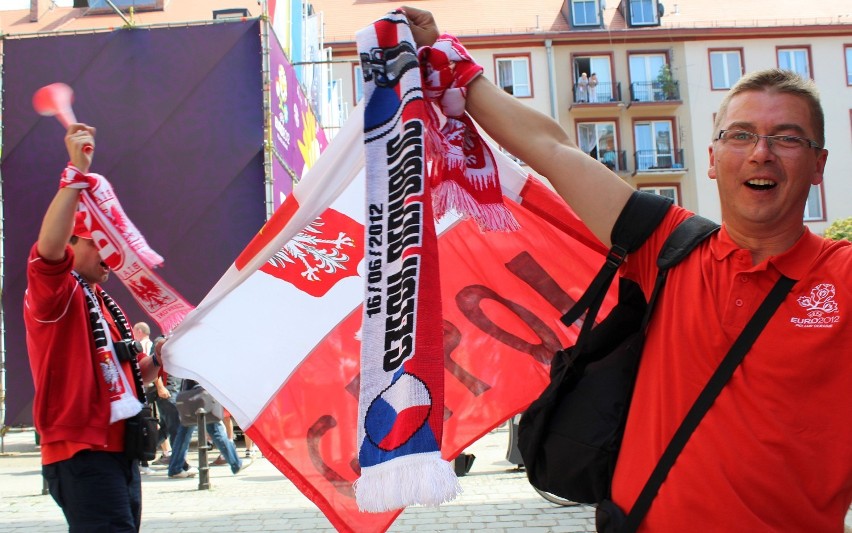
left=32, top=83, right=93, bottom=153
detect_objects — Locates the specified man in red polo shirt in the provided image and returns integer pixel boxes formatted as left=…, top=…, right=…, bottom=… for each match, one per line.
left=25, top=123, right=157, bottom=531
left=405, top=7, right=850, bottom=531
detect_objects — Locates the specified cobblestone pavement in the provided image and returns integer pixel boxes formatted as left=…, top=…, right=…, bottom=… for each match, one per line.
left=2, top=425, right=850, bottom=532
left=1, top=424, right=598, bottom=532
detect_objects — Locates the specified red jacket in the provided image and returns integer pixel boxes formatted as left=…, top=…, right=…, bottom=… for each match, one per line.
left=24, top=243, right=133, bottom=449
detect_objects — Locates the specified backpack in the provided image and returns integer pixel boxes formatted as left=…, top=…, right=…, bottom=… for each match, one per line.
left=517, top=191, right=719, bottom=504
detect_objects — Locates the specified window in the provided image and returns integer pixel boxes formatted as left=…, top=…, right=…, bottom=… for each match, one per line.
left=85, top=0, right=164, bottom=13
left=573, top=55, right=615, bottom=103
left=495, top=56, right=532, bottom=97
left=496, top=57, right=531, bottom=98
left=777, top=47, right=811, bottom=78
left=634, top=120, right=675, bottom=170
left=845, top=45, right=852, bottom=85
left=709, top=49, right=743, bottom=90
left=353, top=64, right=364, bottom=104
left=629, top=0, right=658, bottom=26
left=803, top=184, right=824, bottom=221
left=577, top=122, right=620, bottom=171
left=572, top=0, right=600, bottom=26
left=629, top=53, right=667, bottom=102
left=638, top=185, right=680, bottom=205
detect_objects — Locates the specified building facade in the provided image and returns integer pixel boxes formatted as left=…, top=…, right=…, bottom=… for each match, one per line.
left=2, top=0, right=850, bottom=230
left=309, top=0, right=852, bottom=234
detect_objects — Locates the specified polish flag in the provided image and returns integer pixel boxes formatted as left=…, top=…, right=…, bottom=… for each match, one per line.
left=162, top=106, right=613, bottom=532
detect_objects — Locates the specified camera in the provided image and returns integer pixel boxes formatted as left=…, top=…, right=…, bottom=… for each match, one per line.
left=114, top=339, right=143, bottom=362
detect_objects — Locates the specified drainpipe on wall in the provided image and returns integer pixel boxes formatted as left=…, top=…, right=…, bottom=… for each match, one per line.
left=545, top=39, right=558, bottom=120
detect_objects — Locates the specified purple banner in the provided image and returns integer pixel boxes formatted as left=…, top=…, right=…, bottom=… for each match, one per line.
left=1, top=21, right=266, bottom=426
left=269, top=29, right=328, bottom=209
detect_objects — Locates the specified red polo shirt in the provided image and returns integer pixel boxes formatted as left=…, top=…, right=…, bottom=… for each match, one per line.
left=613, top=207, right=851, bottom=532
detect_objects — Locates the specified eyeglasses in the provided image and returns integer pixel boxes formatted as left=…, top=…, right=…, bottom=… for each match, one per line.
left=716, top=129, right=821, bottom=152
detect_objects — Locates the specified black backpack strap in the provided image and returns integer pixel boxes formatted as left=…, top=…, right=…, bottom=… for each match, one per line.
left=561, top=191, right=672, bottom=330
left=656, top=215, right=719, bottom=271
left=640, top=215, right=721, bottom=330
left=610, top=191, right=674, bottom=263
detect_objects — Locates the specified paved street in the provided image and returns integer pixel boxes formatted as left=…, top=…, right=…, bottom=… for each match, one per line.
left=1, top=424, right=599, bottom=532
left=3, top=425, right=851, bottom=532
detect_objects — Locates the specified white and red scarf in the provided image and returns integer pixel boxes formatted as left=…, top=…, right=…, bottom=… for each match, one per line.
left=354, top=11, right=517, bottom=512
left=418, top=34, right=520, bottom=233
left=61, top=166, right=194, bottom=333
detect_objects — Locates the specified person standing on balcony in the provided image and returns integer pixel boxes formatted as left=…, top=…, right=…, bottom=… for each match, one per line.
left=589, top=73, right=599, bottom=103
left=577, top=72, right=589, bottom=103
left=599, top=134, right=616, bottom=170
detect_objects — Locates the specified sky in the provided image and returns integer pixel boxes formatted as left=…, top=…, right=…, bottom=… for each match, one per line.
left=2, top=1, right=73, bottom=10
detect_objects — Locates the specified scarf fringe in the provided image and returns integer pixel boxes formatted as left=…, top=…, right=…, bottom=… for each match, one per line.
left=354, top=452, right=462, bottom=512
left=159, top=311, right=192, bottom=336
left=110, top=395, right=143, bottom=424
left=433, top=180, right=521, bottom=232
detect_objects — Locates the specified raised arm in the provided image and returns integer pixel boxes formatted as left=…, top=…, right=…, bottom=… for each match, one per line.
left=404, top=6, right=633, bottom=247
left=36, top=123, right=96, bottom=261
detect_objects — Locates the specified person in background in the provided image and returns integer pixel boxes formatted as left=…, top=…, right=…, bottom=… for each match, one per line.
left=148, top=333, right=181, bottom=469
left=244, top=433, right=258, bottom=458
left=576, top=72, right=589, bottom=103
left=167, top=380, right=251, bottom=479
left=211, top=412, right=259, bottom=464
left=24, top=123, right=158, bottom=531
left=132, top=322, right=152, bottom=355
left=229, top=413, right=259, bottom=459
left=210, top=410, right=236, bottom=467
left=132, top=321, right=166, bottom=475
left=404, top=6, right=851, bottom=531
left=589, top=72, right=599, bottom=102
left=599, top=134, right=617, bottom=171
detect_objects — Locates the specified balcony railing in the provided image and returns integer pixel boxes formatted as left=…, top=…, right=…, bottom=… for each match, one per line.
left=629, top=80, right=681, bottom=102
left=572, top=81, right=622, bottom=104
left=634, top=148, right=685, bottom=172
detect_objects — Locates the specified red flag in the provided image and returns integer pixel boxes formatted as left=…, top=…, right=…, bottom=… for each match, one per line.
left=163, top=110, right=613, bottom=533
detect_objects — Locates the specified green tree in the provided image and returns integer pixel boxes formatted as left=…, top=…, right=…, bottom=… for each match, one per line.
left=656, top=65, right=678, bottom=100
left=824, top=217, right=852, bottom=241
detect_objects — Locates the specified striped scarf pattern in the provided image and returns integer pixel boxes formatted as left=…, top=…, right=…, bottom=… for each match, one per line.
left=353, top=11, right=461, bottom=512
left=73, top=272, right=144, bottom=423
left=61, top=166, right=195, bottom=333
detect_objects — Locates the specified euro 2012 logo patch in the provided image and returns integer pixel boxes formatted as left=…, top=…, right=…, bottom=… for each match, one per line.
left=791, top=283, right=841, bottom=328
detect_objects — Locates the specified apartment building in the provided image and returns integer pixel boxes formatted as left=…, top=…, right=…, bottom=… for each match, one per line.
left=308, top=0, right=852, bottom=234
left=2, top=0, right=850, bottom=232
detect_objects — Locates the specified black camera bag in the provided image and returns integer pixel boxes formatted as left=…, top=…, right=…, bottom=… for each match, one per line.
left=124, top=404, right=159, bottom=462
left=102, top=301, right=160, bottom=462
